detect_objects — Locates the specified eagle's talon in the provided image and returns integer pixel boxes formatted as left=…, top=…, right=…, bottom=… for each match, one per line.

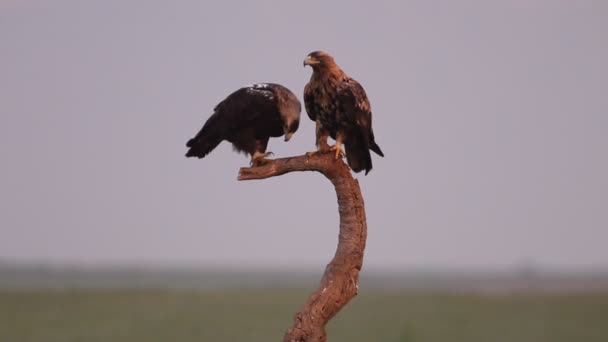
left=250, top=158, right=272, bottom=167
left=250, top=151, right=274, bottom=167
left=329, top=144, right=346, bottom=160
left=307, top=145, right=331, bottom=158
left=251, top=159, right=270, bottom=167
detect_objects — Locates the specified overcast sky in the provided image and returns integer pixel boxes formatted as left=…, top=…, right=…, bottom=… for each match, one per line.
left=1, top=0, right=606, bottom=271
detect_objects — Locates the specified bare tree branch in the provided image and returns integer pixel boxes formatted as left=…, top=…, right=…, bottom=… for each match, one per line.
left=238, top=152, right=367, bottom=342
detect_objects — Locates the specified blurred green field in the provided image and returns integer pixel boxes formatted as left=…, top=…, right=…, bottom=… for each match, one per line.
left=2, top=289, right=607, bottom=342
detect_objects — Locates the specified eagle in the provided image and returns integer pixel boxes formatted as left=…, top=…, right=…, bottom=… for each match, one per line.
left=185, top=83, right=301, bottom=166
left=304, top=51, right=384, bottom=174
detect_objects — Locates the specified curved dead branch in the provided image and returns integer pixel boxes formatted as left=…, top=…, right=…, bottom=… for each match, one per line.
left=238, top=152, right=367, bottom=342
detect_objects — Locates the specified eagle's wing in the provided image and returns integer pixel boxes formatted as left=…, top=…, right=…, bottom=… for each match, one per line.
left=214, top=86, right=271, bottom=129
left=338, top=78, right=384, bottom=158
left=303, top=82, right=317, bottom=121
left=338, top=78, right=372, bottom=134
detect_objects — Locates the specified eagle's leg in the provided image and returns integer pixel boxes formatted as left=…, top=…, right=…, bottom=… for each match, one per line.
left=307, top=121, right=331, bottom=157
left=250, top=138, right=273, bottom=167
left=330, top=133, right=346, bottom=160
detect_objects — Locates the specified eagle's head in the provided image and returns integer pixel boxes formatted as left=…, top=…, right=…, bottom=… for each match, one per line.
left=280, top=90, right=301, bottom=142
left=283, top=117, right=299, bottom=142
left=303, top=51, right=336, bottom=70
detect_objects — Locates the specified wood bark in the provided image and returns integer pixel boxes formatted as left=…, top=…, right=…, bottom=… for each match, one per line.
left=238, top=152, right=367, bottom=342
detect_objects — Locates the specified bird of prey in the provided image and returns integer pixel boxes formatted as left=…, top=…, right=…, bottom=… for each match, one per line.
left=303, top=51, right=384, bottom=175
left=185, top=83, right=301, bottom=166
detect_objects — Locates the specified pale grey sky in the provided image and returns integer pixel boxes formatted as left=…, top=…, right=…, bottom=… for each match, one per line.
left=1, top=0, right=606, bottom=271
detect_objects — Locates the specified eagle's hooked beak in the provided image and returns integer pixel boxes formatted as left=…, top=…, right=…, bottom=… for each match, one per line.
left=303, top=56, right=318, bottom=67
left=284, top=131, right=294, bottom=142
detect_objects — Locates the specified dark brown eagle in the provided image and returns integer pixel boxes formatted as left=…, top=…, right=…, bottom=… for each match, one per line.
left=185, top=83, right=301, bottom=166
left=303, top=51, right=384, bottom=174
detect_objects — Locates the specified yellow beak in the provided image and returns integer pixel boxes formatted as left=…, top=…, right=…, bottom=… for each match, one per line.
left=284, top=131, right=295, bottom=142
left=303, top=56, right=318, bottom=67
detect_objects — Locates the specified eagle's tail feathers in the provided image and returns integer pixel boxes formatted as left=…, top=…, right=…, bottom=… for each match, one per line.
left=370, top=141, right=384, bottom=157
left=185, top=127, right=222, bottom=159
left=368, top=129, right=384, bottom=157
left=345, top=132, right=373, bottom=175
left=185, top=137, right=222, bottom=158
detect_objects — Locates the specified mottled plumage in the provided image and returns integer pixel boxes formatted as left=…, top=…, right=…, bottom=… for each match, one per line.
left=304, top=51, right=383, bottom=174
left=186, top=83, right=301, bottom=166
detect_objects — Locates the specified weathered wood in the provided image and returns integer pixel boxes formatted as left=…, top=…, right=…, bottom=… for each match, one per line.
left=238, top=152, right=367, bottom=342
